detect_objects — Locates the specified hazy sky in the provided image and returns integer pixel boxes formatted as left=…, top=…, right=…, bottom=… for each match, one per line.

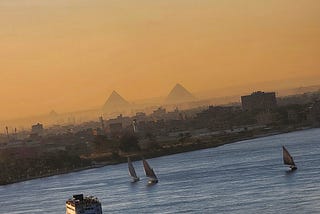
left=1, top=0, right=320, bottom=119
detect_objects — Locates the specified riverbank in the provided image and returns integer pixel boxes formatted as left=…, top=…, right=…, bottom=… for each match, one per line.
left=94, top=126, right=308, bottom=164
left=0, top=126, right=314, bottom=186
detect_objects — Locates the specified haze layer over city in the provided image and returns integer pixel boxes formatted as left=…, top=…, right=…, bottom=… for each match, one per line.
left=0, top=0, right=320, bottom=121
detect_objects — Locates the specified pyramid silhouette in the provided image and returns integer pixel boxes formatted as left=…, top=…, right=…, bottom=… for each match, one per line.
left=165, top=83, right=195, bottom=104
left=103, top=91, right=130, bottom=112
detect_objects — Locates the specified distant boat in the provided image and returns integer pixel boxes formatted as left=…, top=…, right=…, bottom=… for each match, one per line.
left=282, top=146, right=297, bottom=171
left=128, top=157, right=140, bottom=182
left=142, top=159, right=158, bottom=184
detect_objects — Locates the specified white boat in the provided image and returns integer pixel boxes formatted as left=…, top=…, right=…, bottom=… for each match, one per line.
left=128, top=157, right=140, bottom=182
left=66, top=194, right=102, bottom=214
left=142, top=159, right=158, bottom=184
left=282, top=146, right=297, bottom=171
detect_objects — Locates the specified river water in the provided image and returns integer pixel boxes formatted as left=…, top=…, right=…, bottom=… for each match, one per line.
left=1, top=128, right=320, bottom=213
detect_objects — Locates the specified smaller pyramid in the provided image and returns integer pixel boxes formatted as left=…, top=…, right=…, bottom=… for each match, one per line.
left=165, top=83, right=196, bottom=104
left=49, top=110, right=58, bottom=117
left=103, top=91, right=130, bottom=112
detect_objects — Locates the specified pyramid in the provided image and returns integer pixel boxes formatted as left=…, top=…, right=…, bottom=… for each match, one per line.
left=49, top=110, right=58, bottom=117
left=102, top=91, right=130, bottom=112
left=165, top=83, right=196, bottom=104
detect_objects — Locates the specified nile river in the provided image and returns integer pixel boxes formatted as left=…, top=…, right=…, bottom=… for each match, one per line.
left=1, top=128, right=320, bottom=213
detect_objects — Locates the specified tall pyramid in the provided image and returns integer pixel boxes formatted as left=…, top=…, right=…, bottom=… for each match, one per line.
left=102, top=91, right=130, bottom=112
left=165, top=83, right=196, bottom=104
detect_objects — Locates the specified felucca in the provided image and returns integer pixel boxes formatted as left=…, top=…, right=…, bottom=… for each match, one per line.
left=142, top=159, right=158, bottom=184
left=128, top=157, right=140, bottom=182
left=282, top=146, right=297, bottom=171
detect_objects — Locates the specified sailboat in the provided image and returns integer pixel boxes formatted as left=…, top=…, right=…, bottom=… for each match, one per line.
left=142, top=159, right=158, bottom=184
left=128, top=157, right=140, bottom=182
left=282, top=146, right=297, bottom=171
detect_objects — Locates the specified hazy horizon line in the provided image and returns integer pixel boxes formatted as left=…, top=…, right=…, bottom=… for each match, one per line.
left=1, top=80, right=319, bottom=123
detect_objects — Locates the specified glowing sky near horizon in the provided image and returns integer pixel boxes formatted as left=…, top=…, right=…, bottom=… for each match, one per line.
left=0, top=0, right=320, bottom=119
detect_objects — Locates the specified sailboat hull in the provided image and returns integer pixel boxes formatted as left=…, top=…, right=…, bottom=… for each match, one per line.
left=148, top=179, right=158, bottom=184
left=290, top=166, right=297, bottom=171
left=132, top=177, right=140, bottom=183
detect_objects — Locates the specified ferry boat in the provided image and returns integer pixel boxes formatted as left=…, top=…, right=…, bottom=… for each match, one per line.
left=66, top=194, right=102, bottom=214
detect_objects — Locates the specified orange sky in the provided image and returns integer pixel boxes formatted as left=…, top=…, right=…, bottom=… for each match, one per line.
left=0, top=0, right=320, bottom=120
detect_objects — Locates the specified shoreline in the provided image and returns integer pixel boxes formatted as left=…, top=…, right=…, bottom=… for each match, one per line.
left=1, top=126, right=314, bottom=186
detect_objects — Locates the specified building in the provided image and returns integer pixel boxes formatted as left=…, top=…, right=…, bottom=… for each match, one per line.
left=308, top=100, right=320, bottom=125
left=107, top=114, right=132, bottom=128
left=109, top=123, right=123, bottom=138
left=31, top=123, right=44, bottom=135
left=241, top=91, right=277, bottom=111
left=151, top=107, right=166, bottom=121
left=132, top=112, right=147, bottom=122
left=256, top=112, right=276, bottom=125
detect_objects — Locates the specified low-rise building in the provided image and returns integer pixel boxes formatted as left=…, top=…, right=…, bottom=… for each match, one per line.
left=109, top=123, right=123, bottom=138
left=31, top=123, right=44, bottom=135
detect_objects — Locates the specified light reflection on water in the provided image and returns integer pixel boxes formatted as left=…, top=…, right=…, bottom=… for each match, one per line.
left=1, top=128, right=320, bottom=213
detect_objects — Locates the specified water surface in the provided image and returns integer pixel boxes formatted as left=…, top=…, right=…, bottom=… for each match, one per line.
left=1, top=128, right=320, bottom=213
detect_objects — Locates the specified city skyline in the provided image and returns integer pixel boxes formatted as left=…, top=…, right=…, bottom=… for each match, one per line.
left=1, top=0, right=320, bottom=119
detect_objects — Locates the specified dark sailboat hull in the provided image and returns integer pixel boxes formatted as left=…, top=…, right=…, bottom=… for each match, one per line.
left=148, top=179, right=158, bottom=185
left=290, top=165, right=297, bottom=171
left=131, top=177, right=140, bottom=183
